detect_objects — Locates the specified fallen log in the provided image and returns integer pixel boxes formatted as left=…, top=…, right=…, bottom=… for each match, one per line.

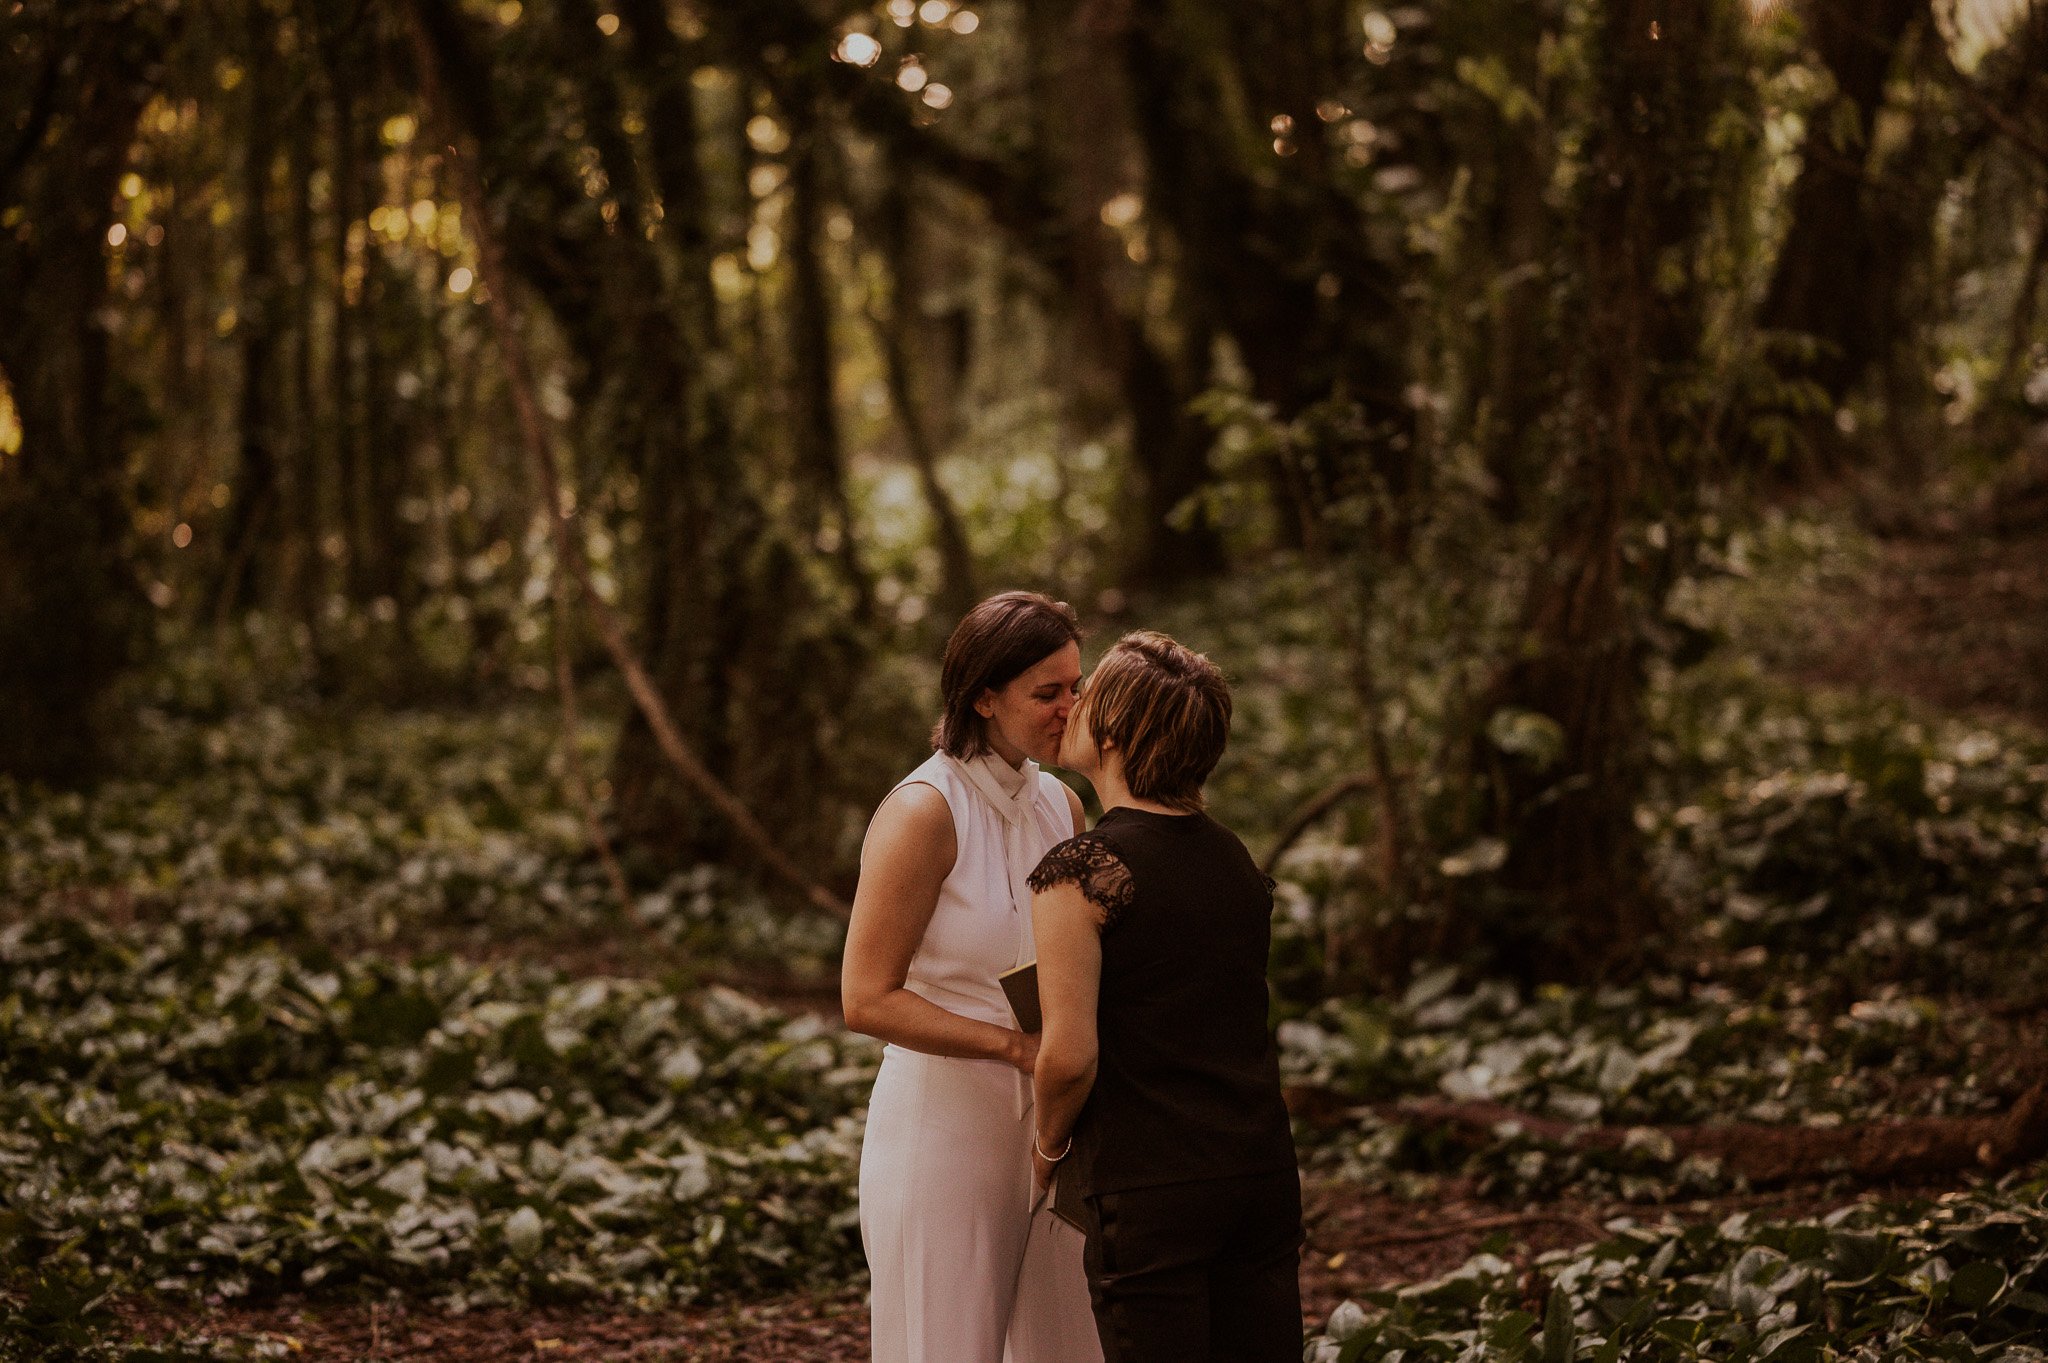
left=1342, top=1210, right=1608, bottom=1250
left=1287, top=1078, right=2048, bottom=1187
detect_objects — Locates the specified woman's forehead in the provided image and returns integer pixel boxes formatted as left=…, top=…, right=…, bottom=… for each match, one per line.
left=1017, top=641, right=1082, bottom=685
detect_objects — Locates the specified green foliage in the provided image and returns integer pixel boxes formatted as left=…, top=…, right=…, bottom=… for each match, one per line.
left=0, top=904, right=876, bottom=1314
left=1304, top=1179, right=2048, bottom=1361
left=1653, top=530, right=2048, bottom=993
left=4, top=517, right=2047, bottom=1354
left=0, top=699, right=872, bottom=1345
left=1281, top=954, right=2012, bottom=1203
left=1159, top=520, right=2048, bottom=999
left=0, top=700, right=844, bottom=975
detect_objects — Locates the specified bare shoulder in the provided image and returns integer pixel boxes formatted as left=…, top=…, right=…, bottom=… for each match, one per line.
left=862, top=780, right=957, bottom=876
left=1061, top=782, right=1086, bottom=837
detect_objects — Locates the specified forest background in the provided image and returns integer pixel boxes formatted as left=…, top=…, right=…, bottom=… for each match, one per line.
left=5, top=0, right=2048, bottom=1358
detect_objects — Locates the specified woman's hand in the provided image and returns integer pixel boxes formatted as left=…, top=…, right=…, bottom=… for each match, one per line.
left=1007, top=1028, right=1040, bottom=1074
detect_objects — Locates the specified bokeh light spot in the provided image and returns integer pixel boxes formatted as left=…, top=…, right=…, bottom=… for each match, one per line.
left=836, top=31, right=882, bottom=65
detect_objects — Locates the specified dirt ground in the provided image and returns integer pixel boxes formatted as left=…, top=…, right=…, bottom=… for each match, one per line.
left=118, top=1178, right=1924, bottom=1361
left=1769, top=457, right=2048, bottom=728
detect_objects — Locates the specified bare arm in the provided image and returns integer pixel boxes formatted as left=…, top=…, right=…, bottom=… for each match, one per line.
left=1063, top=782, right=1086, bottom=837
left=841, top=783, right=1037, bottom=1071
left=1031, top=880, right=1103, bottom=1187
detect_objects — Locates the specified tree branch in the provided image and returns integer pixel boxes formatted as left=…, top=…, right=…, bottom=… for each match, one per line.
left=1262, top=773, right=1377, bottom=876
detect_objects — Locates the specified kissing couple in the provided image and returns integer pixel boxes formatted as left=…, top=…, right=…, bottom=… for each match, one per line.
left=844, top=591, right=1304, bottom=1363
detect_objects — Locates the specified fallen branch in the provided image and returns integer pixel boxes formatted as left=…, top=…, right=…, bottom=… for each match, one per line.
left=1290, top=1080, right=2048, bottom=1188
left=552, top=583, right=632, bottom=918
left=1343, top=1211, right=1608, bottom=1250
left=406, top=8, right=850, bottom=921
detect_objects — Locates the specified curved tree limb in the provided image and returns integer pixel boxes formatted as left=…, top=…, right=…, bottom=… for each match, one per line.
left=1261, top=772, right=1377, bottom=876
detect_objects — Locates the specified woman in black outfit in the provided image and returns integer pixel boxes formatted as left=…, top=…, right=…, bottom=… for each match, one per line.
left=1027, top=630, right=1302, bottom=1363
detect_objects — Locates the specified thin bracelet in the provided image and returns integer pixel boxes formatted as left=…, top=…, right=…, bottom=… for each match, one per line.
left=1034, top=1131, right=1072, bottom=1162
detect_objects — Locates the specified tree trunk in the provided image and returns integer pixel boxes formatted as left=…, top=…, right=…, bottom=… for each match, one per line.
left=780, top=94, right=870, bottom=614
left=1458, top=0, right=1732, bottom=983
left=865, top=163, right=978, bottom=625
left=210, top=0, right=284, bottom=622
left=538, top=0, right=870, bottom=875
left=286, top=46, right=326, bottom=652
left=1997, top=190, right=2048, bottom=399
left=1119, top=0, right=1412, bottom=553
left=1021, top=0, right=1226, bottom=587
left=1463, top=0, right=1563, bottom=524
left=360, top=242, right=421, bottom=637
left=323, top=48, right=367, bottom=601
left=1756, top=0, right=1924, bottom=428
left=593, top=0, right=750, bottom=862
left=0, top=8, right=168, bottom=783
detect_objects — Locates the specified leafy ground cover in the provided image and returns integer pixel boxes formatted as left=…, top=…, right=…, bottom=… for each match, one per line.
left=1303, top=1178, right=2048, bottom=1363
left=0, top=908, right=875, bottom=1358
left=5, top=514, right=2048, bottom=1359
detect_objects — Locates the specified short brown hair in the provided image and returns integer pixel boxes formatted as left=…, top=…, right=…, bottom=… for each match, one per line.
left=933, top=591, right=1084, bottom=758
left=1077, top=631, right=1230, bottom=810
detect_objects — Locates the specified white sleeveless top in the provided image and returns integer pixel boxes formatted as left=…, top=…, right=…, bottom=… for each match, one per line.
left=882, top=750, right=1076, bottom=1030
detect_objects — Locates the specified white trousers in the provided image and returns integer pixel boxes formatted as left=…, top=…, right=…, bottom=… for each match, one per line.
left=860, top=1047, right=1103, bottom=1363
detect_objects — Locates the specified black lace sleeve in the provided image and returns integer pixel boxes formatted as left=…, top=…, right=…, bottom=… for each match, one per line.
left=1028, top=834, right=1135, bottom=931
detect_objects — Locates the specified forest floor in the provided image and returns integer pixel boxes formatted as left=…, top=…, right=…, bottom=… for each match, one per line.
left=111, top=1176, right=1965, bottom=1361
left=36, top=475, right=2048, bottom=1362
left=1756, top=455, right=2048, bottom=728
left=108, top=1170, right=1900, bottom=1350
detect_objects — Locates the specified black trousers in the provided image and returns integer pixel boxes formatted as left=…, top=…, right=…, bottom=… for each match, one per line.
left=1081, top=1169, right=1304, bottom=1363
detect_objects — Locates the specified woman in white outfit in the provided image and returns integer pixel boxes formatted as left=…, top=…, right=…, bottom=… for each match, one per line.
left=843, top=592, right=1105, bottom=1363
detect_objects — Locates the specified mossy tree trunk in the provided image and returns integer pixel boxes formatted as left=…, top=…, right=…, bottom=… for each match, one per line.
left=1455, top=0, right=1738, bottom=983
left=0, top=5, right=171, bottom=784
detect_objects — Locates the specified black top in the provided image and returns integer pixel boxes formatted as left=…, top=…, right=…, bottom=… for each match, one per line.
left=1028, top=806, right=1297, bottom=1198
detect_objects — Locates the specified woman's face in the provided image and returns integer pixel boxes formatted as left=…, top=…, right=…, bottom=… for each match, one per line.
left=977, top=642, right=1082, bottom=766
left=1055, top=680, right=1099, bottom=776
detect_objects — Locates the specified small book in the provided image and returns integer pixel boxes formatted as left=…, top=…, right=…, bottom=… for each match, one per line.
left=1048, top=1165, right=1088, bottom=1232
left=999, top=960, right=1040, bottom=1033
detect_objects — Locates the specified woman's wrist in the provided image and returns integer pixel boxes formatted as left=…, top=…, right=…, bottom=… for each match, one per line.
left=1033, top=1128, right=1071, bottom=1162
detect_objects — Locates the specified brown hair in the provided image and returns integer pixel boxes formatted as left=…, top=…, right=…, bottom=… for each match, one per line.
left=1076, top=630, right=1230, bottom=810
left=932, top=591, right=1084, bottom=758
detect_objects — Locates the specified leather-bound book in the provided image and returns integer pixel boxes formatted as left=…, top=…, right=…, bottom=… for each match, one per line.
left=998, top=960, right=1040, bottom=1034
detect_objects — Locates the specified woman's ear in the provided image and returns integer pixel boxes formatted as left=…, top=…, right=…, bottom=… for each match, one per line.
left=974, top=688, right=996, bottom=719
